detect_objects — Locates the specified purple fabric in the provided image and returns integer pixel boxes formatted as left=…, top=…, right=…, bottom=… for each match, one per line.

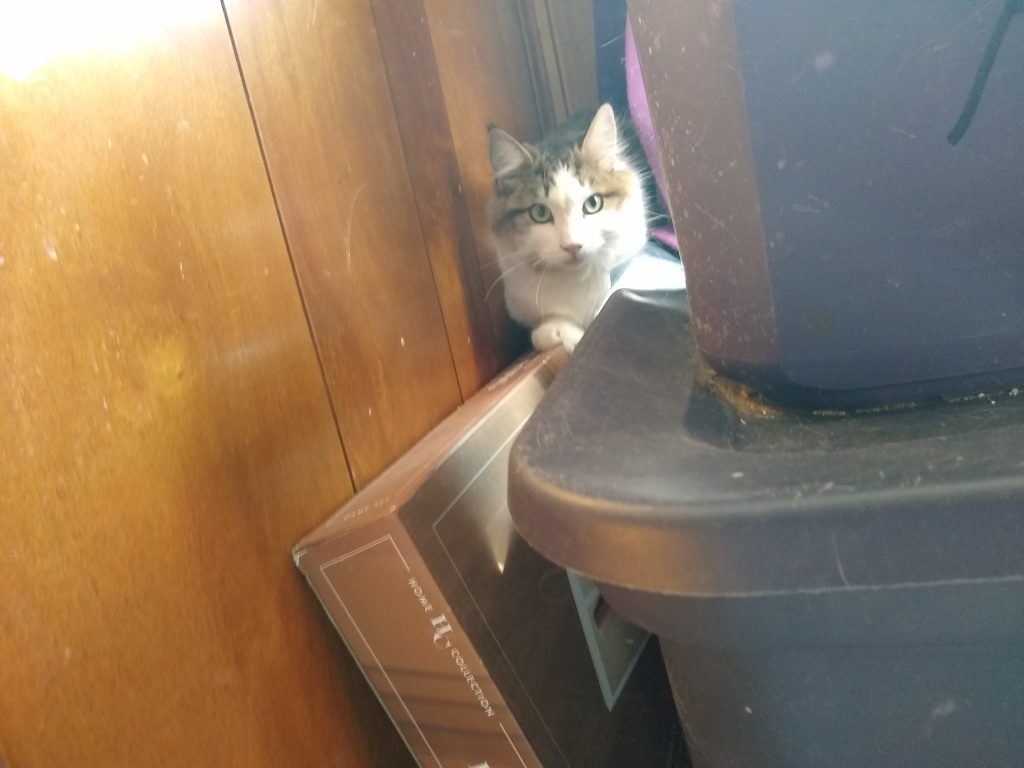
left=625, top=17, right=679, bottom=251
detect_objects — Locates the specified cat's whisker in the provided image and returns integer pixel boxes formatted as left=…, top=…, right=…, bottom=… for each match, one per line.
left=535, top=261, right=550, bottom=311
left=484, top=261, right=530, bottom=301
left=480, top=251, right=534, bottom=267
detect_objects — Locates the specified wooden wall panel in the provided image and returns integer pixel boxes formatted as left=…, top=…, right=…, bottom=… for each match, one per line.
left=422, top=0, right=547, bottom=364
left=0, top=4, right=410, bottom=767
left=370, top=0, right=502, bottom=398
left=223, top=0, right=462, bottom=487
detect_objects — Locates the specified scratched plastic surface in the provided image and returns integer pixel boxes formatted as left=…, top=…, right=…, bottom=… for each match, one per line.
left=508, top=289, right=1024, bottom=768
left=510, top=289, right=1024, bottom=597
left=632, top=0, right=1024, bottom=407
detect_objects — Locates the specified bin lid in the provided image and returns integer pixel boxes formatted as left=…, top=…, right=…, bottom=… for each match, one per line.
left=508, top=290, right=1024, bottom=597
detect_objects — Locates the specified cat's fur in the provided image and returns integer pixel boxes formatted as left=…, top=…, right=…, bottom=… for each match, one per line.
left=487, top=104, right=649, bottom=353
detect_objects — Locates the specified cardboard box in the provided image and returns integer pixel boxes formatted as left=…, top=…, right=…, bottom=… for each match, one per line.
left=294, top=350, right=682, bottom=767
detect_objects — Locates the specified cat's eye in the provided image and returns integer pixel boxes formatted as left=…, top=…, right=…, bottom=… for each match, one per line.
left=582, top=194, right=604, bottom=215
left=528, top=203, right=552, bottom=224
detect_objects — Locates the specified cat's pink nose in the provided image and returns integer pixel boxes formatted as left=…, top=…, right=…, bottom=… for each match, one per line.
left=561, top=243, right=582, bottom=257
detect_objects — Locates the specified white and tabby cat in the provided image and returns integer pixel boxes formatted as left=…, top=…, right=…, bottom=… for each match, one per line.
left=487, top=104, right=650, bottom=353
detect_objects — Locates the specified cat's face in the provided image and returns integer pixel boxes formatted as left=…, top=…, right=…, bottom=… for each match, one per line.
left=487, top=105, right=647, bottom=271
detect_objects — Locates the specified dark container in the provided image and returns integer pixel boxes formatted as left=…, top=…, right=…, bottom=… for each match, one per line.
left=630, top=0, right=1024, bottom=408
left=508, top=289, right=1024, bottom=768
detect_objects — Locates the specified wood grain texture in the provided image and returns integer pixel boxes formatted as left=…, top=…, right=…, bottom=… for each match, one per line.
left=370, top=0, right=501, bottom=400
left=0, top=3, right=411, bottom=766
left=223, top=0, right=463, bottom=487
left=423, top=0, right=545, bottom=364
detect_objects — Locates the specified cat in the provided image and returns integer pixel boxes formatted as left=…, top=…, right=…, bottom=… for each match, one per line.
left=486, top=104, right=650, bottom=353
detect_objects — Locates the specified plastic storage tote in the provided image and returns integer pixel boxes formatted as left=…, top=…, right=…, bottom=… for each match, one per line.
left=508, top=290, right=1024, bottom=768
left=630, top=0, right=1024, bottom=407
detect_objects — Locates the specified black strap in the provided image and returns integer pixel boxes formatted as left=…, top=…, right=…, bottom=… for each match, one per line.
left=948, top=0, right=1023, bottom=145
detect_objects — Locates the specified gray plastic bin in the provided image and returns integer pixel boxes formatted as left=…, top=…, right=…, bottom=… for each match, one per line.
left=630, top=0, right=1024, bottom=407
left=508, top=289, right=1024, bottom=768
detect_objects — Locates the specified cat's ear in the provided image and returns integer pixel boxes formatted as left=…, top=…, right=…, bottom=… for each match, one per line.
left=581, top=103, right=619, bottom=163
left=488, top=127, right=533, bottom=178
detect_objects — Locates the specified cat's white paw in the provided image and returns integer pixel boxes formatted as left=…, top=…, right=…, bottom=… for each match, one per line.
left=532, top=319, right=585, bottom=354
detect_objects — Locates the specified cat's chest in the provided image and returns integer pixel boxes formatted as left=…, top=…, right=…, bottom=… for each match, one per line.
left=505, top=266, right=610, bottom=327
